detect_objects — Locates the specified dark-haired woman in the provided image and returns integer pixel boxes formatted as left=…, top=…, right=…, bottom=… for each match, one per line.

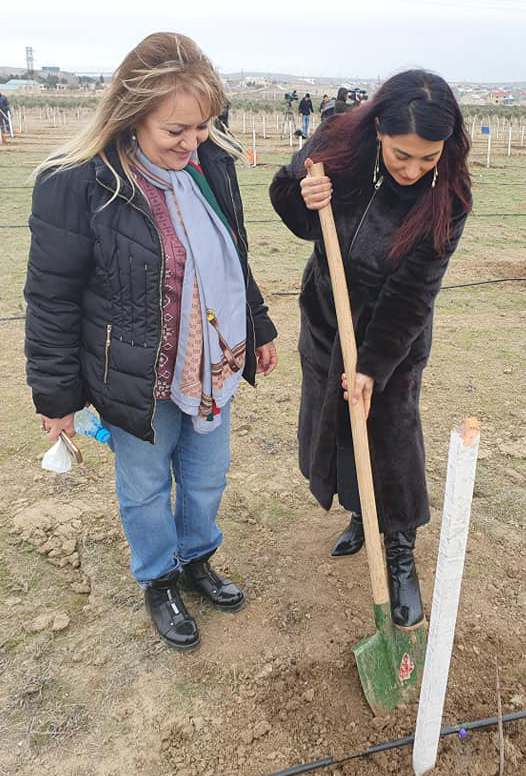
left=269, top=69, right=471, bottom=628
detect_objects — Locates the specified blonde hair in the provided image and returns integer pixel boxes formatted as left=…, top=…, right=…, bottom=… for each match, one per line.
left=33, top=32, right=244, bottom=197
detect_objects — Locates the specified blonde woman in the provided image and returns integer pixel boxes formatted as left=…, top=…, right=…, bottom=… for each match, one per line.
left=25, top=33, right=277, bottom=651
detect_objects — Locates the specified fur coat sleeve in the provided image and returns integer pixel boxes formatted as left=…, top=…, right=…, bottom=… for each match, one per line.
left=356, top=208, right=468, bottom=390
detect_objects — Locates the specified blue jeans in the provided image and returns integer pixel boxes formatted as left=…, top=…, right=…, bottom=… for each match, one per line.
left=301, top=114, right=310, bottom=136
left=103, top=400, right=230, bottom=586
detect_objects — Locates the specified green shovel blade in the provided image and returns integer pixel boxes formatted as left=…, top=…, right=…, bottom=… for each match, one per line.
left=352, top=602, right=427, bottom=716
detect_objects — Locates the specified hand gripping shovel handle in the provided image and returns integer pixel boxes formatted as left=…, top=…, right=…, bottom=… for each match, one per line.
left=308, top=162, right=389, bottom=607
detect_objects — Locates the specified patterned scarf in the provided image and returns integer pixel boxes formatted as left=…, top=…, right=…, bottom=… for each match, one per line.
left=134, top=147, right=246, bottom=433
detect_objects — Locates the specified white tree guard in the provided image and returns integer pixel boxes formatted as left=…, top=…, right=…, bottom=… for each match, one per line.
left=412, top=419, right=480, bottom=776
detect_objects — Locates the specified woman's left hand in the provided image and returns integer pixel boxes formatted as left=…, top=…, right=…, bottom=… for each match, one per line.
left=342, top=372, right=375, bottom=419
left=255, top=341, right=277, bottom=376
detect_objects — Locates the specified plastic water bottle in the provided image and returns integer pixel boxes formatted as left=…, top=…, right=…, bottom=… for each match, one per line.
left=74, top=408, right=111, bottom=445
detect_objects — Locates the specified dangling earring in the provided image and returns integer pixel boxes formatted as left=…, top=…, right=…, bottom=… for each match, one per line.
left=431, top=165, right=438, bottom=189
left=373, top=139, right=381, bottom=184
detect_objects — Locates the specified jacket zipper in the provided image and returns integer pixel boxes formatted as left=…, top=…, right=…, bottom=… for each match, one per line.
left=347, top=175, right=384, bottom=262
left=103, top=324, right=112, bottom=383
left=223, top=167, right=257, bottom=375
left=224, top=167, right=248, bottom=257
left=96, top=177, right=165, bottom=442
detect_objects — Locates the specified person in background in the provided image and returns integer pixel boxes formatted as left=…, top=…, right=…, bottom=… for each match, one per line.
left=270, top=69, right=471, bottom=630
left=0, top=92, right=10, bottom=132
left=321, top=87, right=349, bottom=120
left=319, top=94, right=329, bottom=115
left=25, top=32, right=277, bottom=652
left=334, top=87, right=350, bottom=114
left=298, top=92, right=314, bottom=138
left=218, top=100, right=230, bottom=128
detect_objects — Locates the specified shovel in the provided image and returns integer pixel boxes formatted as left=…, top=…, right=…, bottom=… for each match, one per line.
left=307, top=162, right=426, bottom=715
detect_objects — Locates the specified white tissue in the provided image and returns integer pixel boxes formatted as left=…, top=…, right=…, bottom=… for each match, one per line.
left=42, top=438, right=72, bottom=474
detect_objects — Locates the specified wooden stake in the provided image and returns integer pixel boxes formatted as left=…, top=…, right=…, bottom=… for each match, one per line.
left=486, top=133, right=492, bottom=169
left=507, top=125, right=512, bottom=156
left=412, top=419, right=480, bottom=776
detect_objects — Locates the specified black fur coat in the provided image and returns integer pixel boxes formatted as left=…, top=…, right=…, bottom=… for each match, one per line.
left=269, top=140, right=469, bottom=532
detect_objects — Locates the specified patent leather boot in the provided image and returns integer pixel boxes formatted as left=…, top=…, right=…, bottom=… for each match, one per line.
left=331, top=513, right=364, bottom=557
left=144, top=569, right=200, bottom=651
left=384, top=529, right=424, bottom=629
left=181, top=556, right=245, bottom=612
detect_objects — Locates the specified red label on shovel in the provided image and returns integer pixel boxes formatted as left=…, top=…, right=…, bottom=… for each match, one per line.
left=399, top=653, right=415, bottom=682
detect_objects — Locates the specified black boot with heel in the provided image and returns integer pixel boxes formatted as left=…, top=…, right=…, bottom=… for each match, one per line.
left=180, top=553, right=245, bottom=612
left=144, top=569, right=200, bottom=651
left=384, top=529, right=424, bottom=629
left=331, top=512, right=364, bottom=557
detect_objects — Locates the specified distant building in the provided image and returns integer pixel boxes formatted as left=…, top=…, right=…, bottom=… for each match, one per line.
left=488, top=90, right=508, bottom=104
left=42, top=66, right=60, bottom=73
left=1, top=78, right=41, bottom=93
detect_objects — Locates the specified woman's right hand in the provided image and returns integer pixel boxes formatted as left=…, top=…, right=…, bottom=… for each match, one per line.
left=341, top=372, right=375, bottom=420
left=300, top=158, right=333, bottom=210
left=40, top=413, right=75, bottom=443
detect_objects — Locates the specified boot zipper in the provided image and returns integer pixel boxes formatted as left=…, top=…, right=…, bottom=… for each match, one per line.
left=96, top=176, right=165, bottom=442
left=103, top=323, right=112, bottom=383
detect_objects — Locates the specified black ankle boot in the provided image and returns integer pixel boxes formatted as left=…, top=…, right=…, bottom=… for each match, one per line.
left=384, top=529, right=424, bottom=629
left=144, top=569, right=200, bottom=651
left=331, top=513, right=364, bottom=557
left=181, top=556, right=245, bottom=612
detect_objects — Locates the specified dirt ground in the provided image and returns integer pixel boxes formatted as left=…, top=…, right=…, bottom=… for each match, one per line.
left=1, top=119, right=526, bottom=776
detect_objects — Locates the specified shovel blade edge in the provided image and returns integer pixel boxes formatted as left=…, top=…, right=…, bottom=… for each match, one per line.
left=352, top=603, right=427, bottom=716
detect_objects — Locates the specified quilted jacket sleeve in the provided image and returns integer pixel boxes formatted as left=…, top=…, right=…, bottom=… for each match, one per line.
left=24, top=166, right=95, bottom=417
left=245, top=265, right=278, bottom=347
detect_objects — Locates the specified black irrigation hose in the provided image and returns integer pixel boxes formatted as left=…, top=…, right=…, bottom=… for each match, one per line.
left=442, top=277, right=526, bottom=289
left=271, top=277, right=526, bottom=296
left=259, top=709, right=526, bottom=776
left=2, top=278, right=525, bottom=323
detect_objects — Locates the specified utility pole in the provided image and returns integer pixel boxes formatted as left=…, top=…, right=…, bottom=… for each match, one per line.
left=25, top=46, right=35, bottom=77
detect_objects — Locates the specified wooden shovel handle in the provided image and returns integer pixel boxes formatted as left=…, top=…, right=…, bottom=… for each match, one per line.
left=308, top=162, right=389, bottom=606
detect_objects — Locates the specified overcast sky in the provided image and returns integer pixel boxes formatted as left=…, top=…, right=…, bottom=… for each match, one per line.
left=5, top=0, right=526, bottom=83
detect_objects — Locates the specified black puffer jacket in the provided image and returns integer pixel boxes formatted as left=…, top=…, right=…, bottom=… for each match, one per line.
left=269, top=135, right=469, bottom=528
left=25, top=140, right=277, bottom=442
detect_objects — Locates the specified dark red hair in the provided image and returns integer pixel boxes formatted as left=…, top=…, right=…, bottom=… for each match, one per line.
left=311, top=70, right=472, bottom=262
